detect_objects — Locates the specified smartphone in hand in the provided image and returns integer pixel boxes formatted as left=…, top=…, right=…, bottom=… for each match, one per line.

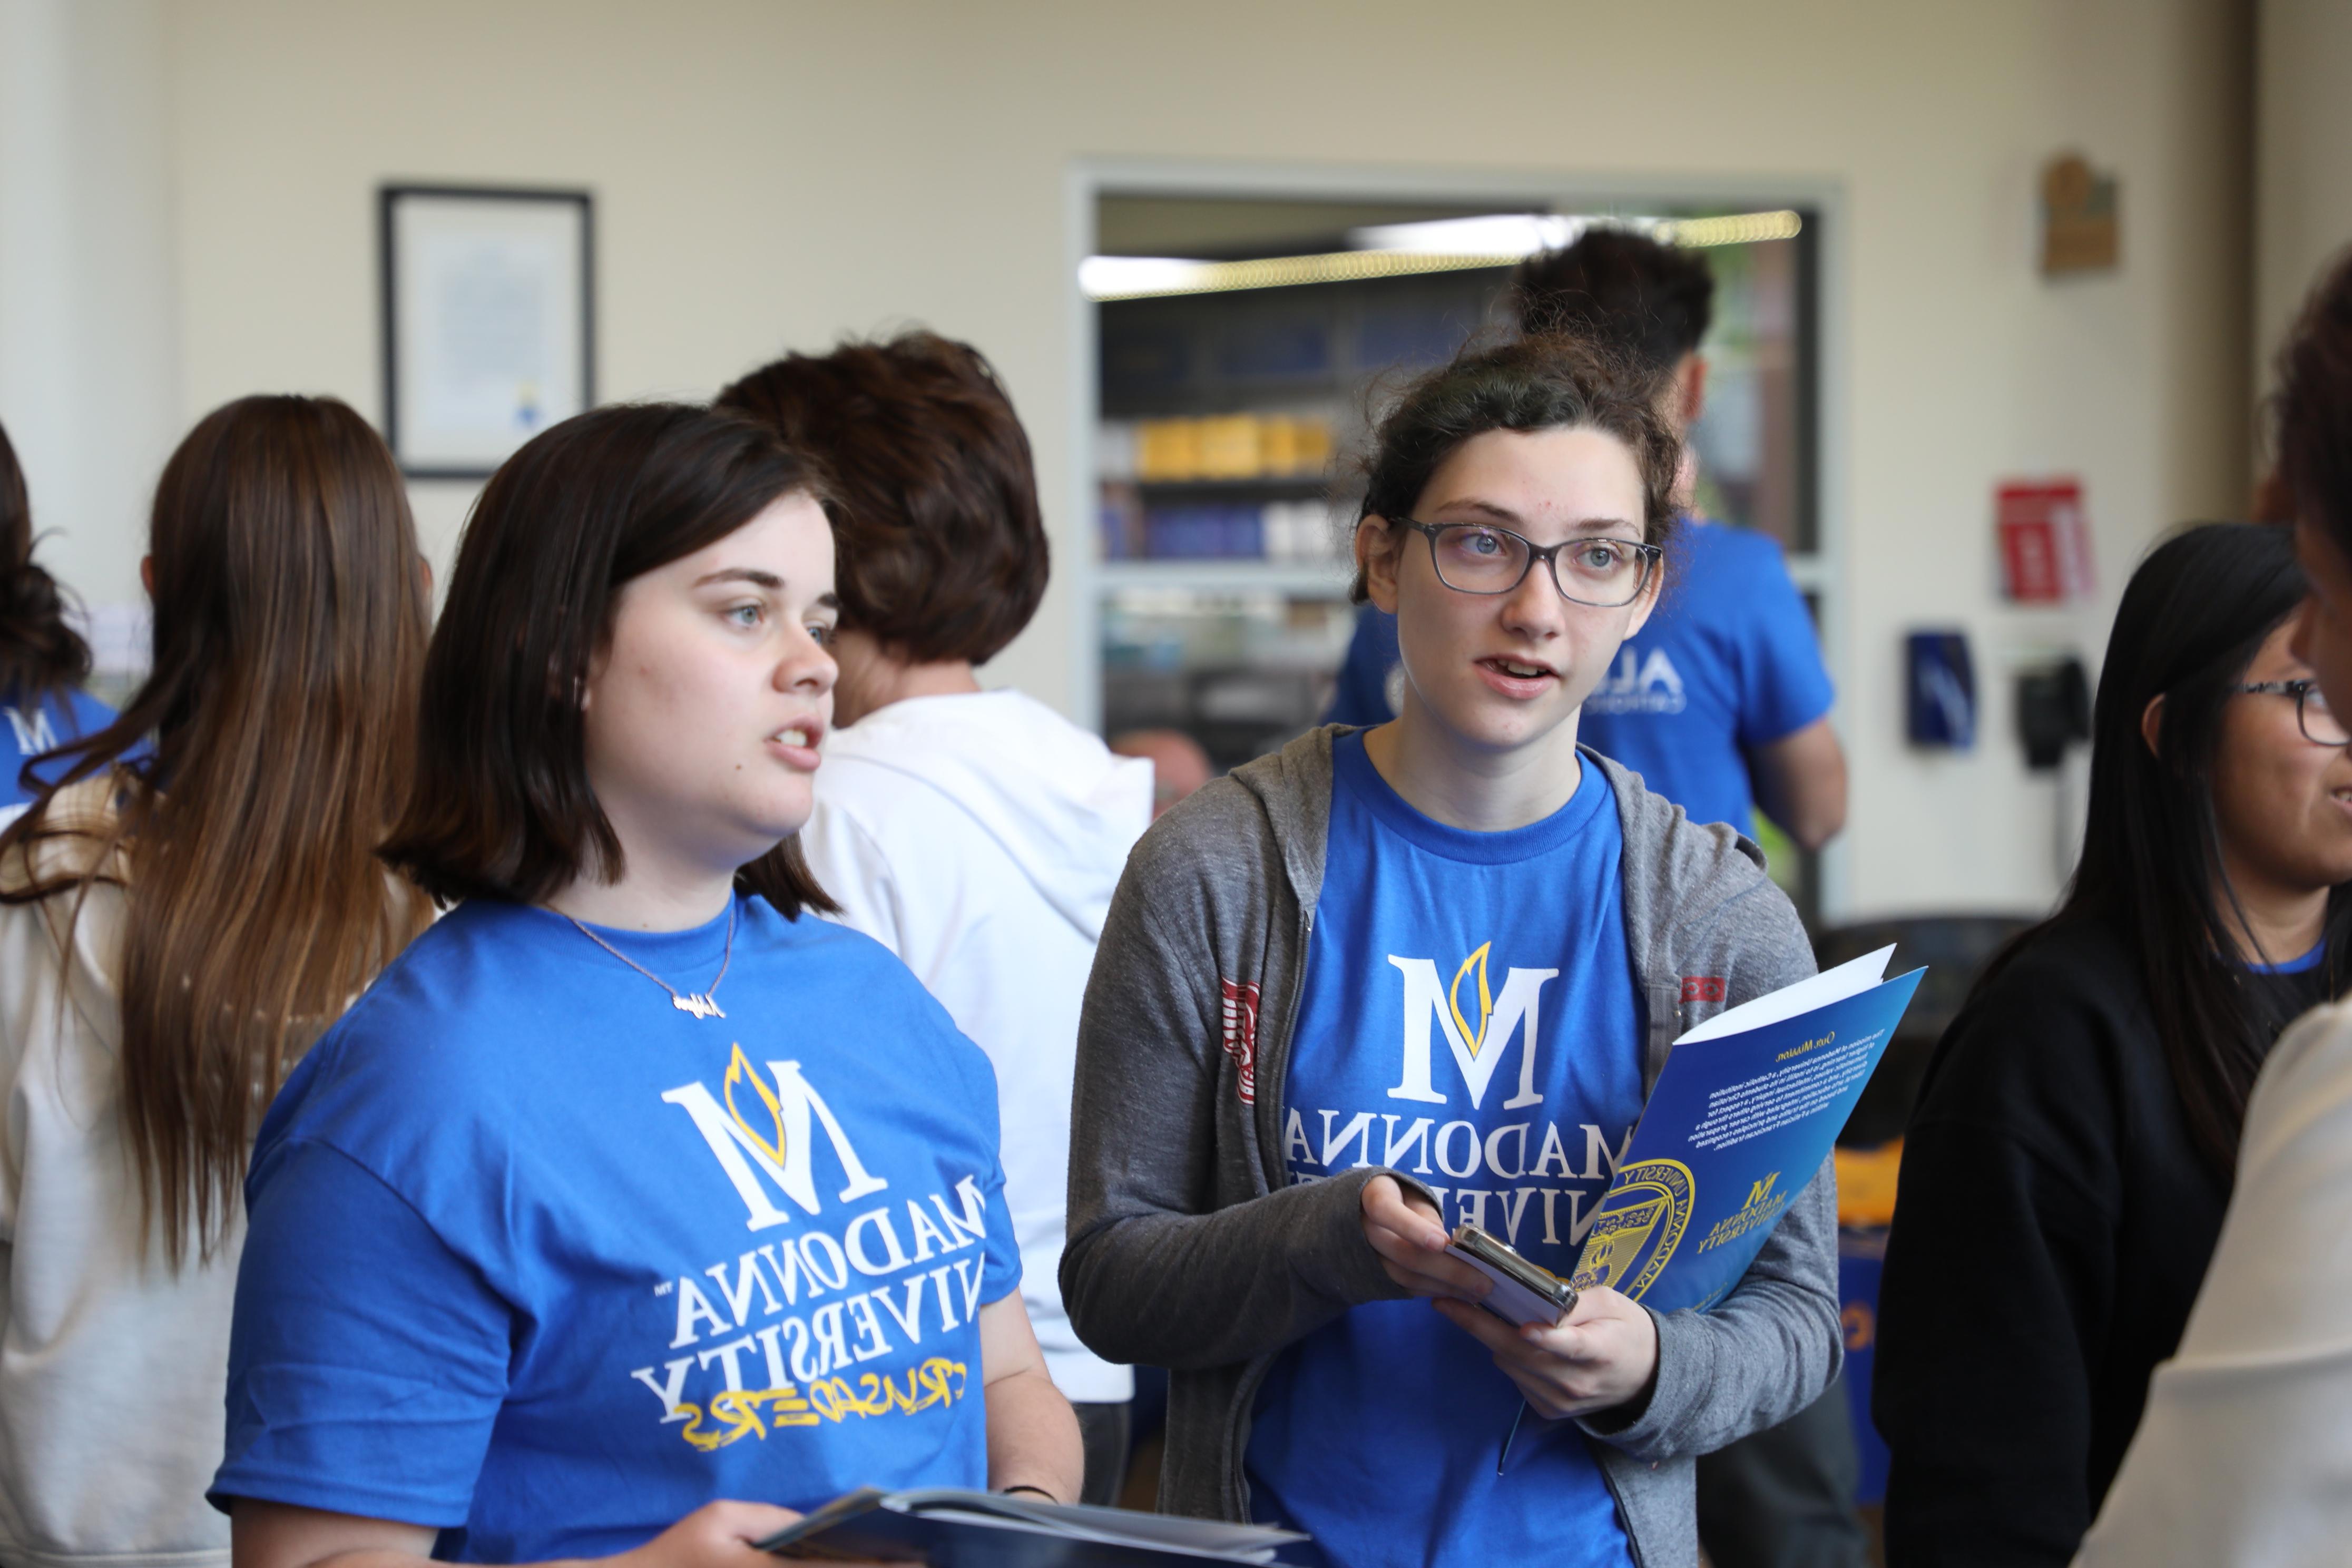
left=1445, top=1224, right=1576, bottom=1328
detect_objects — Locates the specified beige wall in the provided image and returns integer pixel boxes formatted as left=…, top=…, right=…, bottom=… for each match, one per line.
left=96, top=0, right=2257, bottom=917
left=0, top=0, right=180, bottom=618
left=2256, top=0, right=2352, bottom=401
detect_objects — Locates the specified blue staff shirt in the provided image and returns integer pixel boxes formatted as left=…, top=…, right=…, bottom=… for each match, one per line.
left=212, top=895, right=1021, bottom=1563
left=1244, top=731, right=1644, bottom=1568
left=1, top=687, right=114, bottom=817
left=1324, top=520, right=1834, bottom=832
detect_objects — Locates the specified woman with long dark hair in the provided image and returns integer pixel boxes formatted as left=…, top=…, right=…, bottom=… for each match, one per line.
left=2073, top=250, right=2352, bottom=1566
left=0, top=418, right=113, bottom=824
left=1873, top=521, right=2352, bottom=1567
left=0, top=396, right=433, bottom=1568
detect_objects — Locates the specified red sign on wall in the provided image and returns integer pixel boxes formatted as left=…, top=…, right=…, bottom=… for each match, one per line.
left=1997, top=480, right=2094, bottom=603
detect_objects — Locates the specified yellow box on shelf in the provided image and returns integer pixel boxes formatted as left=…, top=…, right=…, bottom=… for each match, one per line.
left=1195, top=415, right=1262, bottom=479
left=1136, top=419, right=1202, bottom=482
left=1261, top=417, right=1302, bottom=476
left=1282, top=416, right=1332, bottom=476
left=1129, top=413, right=1335, bottom=482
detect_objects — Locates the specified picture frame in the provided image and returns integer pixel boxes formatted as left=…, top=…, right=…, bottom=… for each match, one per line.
left=379, top=184, right=595, bottom=478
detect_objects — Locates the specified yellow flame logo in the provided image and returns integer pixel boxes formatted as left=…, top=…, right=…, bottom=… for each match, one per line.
left=722, top=1042, right=788, bottom=1168
left=1448, top=942, right=1496, bottom=1059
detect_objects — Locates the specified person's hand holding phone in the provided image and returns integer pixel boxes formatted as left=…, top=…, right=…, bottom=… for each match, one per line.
left=1360, top=1174, right=1490, bottom=1302
left=1434, top=1286, right=1660, bottom=1419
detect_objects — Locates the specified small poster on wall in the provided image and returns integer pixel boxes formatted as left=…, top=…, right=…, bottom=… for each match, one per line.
left=380, top=184, right=594, bottom=478
left=1996, top=478, right=2095, bottom=603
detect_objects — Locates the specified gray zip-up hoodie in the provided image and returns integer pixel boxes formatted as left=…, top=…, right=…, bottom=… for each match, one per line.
left=1062, top=727, right=1841, bottom=1568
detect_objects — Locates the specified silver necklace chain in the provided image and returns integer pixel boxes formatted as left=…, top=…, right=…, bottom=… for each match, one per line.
left=560, top=902, right=736, bottom=1021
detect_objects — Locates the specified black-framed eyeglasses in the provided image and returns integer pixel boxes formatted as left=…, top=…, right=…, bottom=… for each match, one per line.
left=2229, top=679, right=2352, bottom=747
left=1398, top=519, right=1663, bottom=608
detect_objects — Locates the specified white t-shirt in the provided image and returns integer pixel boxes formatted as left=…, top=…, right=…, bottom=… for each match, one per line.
left=799, top=690, right=1151, bottom=1403
left=2073, top=997, right=2352, bottom=1567
left=0, top=780, right=227, bottom=1568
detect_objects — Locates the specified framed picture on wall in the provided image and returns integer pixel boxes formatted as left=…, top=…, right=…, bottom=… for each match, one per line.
left=379, top=184, right=594, bottom=478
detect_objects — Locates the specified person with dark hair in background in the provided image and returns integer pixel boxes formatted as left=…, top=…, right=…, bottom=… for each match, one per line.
left=1325, top=228, right=1846, bottom=856
left=213, top=403, right=1080, bottom=1568
left=0, top=419, right=114, bottom=826
left=1874, top=521, right=2352, bottom=1567
left=2070, top=254, right=2352, bottom=1566
left=717, top=334, right=1150, bottom=1505
left=0, top=396, right=434, bottom=1568
left=1066, top=332, right=1839, bottom=1568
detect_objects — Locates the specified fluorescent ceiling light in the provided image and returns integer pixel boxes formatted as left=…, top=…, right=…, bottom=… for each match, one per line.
left=1080, top=250, right=1514, bottom=301
left=1353, top=210, right=1802, bottom=256
left=1659, top=210, right=1805, bottom=247
left=1077, top=256, right=1211, bottom=298
left=1081, top=210, right=1802, bottom=302
left=1347, top=214, right=1585, bottom=254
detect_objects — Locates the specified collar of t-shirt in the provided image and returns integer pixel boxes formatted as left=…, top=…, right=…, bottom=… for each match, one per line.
left=2247, top=942, right=2326, bottom=975
left=1332, top=734, right=1610, bottom=863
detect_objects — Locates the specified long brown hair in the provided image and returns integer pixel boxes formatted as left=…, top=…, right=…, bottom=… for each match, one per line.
left=0, top=418, right=94, bottom=703
left=0, top=396, right=433, bottom=1264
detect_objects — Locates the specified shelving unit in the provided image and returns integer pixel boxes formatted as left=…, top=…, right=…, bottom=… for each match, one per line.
left=1074, top=181, right=1834, bottom=919
left=1097, top=560, right=1351, bottom=594
left=1090, top=251, right=1509, bottom=768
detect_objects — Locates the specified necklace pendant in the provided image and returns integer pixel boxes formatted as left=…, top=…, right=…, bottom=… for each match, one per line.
left=673, top=993, right=726, bottom=1021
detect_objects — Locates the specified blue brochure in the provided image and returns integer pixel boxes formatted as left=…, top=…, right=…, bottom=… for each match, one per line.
left=1569, top=947, right=1924, bottom=1315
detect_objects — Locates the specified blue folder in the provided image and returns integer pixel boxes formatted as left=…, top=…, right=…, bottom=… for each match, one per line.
left=1570, top=947, right=1925, bottom=1315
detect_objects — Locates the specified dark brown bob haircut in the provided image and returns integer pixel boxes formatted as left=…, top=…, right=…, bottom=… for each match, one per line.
left=381, top=403, right=838, bottom=917
left=1351, top=333, right=1681, bottom=602
left=714, top=331, right=1047, bottom=666
left=2277, top=248, right=2352, bottom=561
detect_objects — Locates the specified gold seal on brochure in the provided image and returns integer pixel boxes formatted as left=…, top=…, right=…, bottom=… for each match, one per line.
left=1570, top=1158, right=1696, bottom=1302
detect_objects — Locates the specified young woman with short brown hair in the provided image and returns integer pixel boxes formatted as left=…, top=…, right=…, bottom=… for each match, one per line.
left=213, top=402, right=1081, bottom=1568
left=718, top=334, right=1153, bottom=1503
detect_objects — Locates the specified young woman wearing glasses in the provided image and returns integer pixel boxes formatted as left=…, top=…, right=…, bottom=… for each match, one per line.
left=1874, top=521, right=2352, bottom=1568
left=1063, top=335, right=1840, bottom=1568
left=2066, top=255, right=2352, bottom=1566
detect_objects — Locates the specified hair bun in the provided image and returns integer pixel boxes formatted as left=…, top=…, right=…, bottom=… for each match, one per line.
left=0, top=557, right=94, bottom=693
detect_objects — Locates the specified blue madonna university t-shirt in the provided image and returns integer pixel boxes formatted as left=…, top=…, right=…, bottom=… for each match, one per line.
left=1245, top=732, right=1644, bottom=1568
left=1324, top=519, right=1833, bottom=833
left=212, top=895, right=1021, bottom=1563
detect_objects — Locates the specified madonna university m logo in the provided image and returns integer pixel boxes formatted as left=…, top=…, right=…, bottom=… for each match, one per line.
left=663, top=1044, right=888, bottom=1231
left=3, top=703, right=56, bottom=755
left=1387, top=943, right=1559, bottom=1110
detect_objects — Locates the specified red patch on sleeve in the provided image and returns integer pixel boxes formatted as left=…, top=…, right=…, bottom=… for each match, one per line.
left=1680, top=975, right=1728, bottom=1004
left=1219, top=979, right=1261, bottom=1104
